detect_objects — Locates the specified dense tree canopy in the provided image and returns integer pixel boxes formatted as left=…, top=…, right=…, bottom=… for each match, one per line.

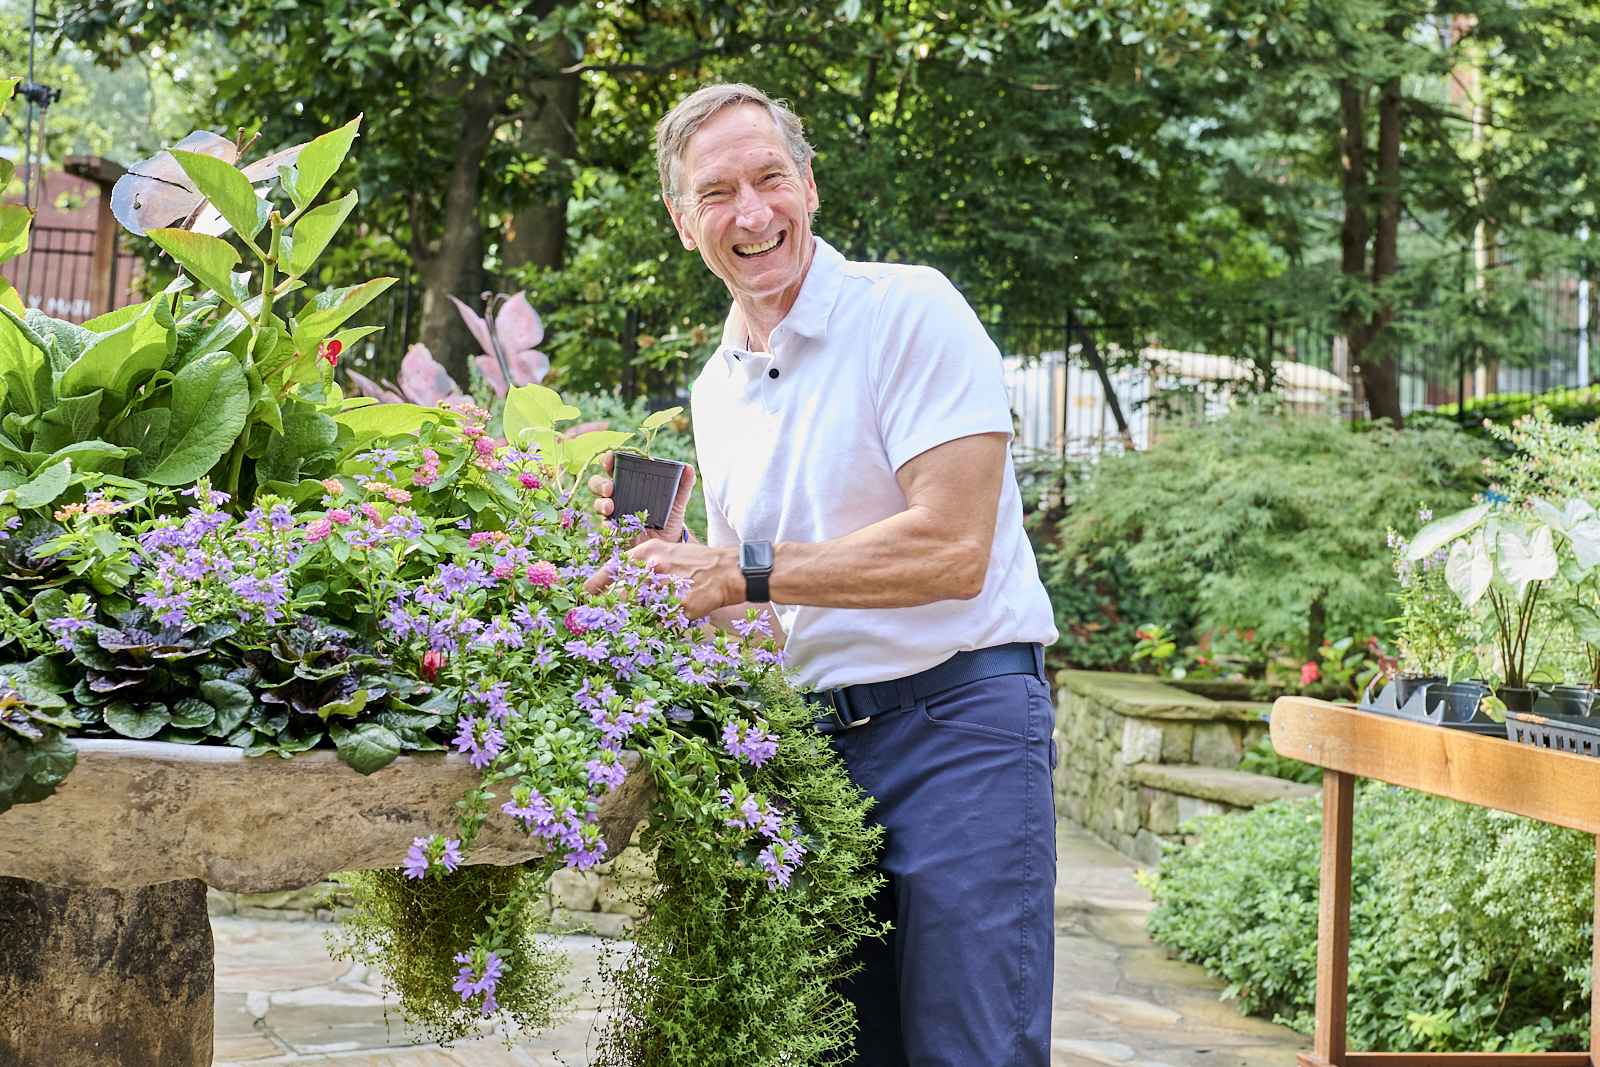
left=37, top=0, right=1600, bottom=417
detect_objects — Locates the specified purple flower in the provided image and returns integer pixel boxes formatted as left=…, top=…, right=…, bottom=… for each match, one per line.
left=452, top=950, right=505, bottom=1017
left=453, top=715, right=505, bottom=769
left=564, top=638, right=609, bottom=664
left=46, top=614, right=91, bottom=651
left=230, top=571, right=291, bottom=624
left=721, top=721, right=779, bottom=767
left=267, top=504, right=294, bottom=530
left=403, top=837, right=430, bottom=880
left=439, top=561, right=492, bottom=597
left=439, top=838, right=463, bottom=872
left=471, top=683, right=512, bottom=723
left=586, top=757, right=627, bottom=793
left=0, top=515, right=20, bottom=541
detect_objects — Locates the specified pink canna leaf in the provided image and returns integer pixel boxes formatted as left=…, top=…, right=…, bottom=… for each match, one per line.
left=344, top=369, right=406, bottom=404
left=473, top=355, right=508, bottom=397
left=448, top=295, right=496, bottom=361
left=472, top=347, right=549, bottom=396
left=492, top=292, right=544, bottom=351
left=397, top=343, right=468, bottom=406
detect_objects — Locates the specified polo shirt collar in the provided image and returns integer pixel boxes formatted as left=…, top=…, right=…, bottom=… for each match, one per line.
left=717, top=236, right=845, bottom=374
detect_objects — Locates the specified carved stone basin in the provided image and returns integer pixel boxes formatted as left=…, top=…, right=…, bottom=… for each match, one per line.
left=0, top=739, right=653, bottom=1067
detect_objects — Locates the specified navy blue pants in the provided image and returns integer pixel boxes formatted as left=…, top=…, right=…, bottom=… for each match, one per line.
left=827, top=668, right=1057, bottom=1066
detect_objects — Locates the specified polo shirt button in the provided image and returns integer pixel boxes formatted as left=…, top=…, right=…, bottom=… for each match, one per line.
left=768, top=368, right=780, bottom=380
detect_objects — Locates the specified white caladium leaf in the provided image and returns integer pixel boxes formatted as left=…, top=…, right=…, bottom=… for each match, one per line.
left=1566, top=499, right=1597, bottom=526
left=1530, top=497, right=1566, bottom=531
left=1406, top=503, right=1491, bottom=562
left=1568, top=518, right=1600, bottom=572
left=1497, top=523, right=1558, bottom=598
left=1446, top=536, right=1493, bottom=607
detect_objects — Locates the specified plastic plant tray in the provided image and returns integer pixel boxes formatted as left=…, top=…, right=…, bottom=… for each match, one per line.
left=1505, top=710, right=1600, bottom=758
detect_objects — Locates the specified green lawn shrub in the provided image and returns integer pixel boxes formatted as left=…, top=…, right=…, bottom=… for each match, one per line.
left=1146, top=786, right=1592, bottom=1052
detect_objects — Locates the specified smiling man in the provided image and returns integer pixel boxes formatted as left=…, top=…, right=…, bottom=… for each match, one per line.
left=587, top=82, right=1059, bottom=1066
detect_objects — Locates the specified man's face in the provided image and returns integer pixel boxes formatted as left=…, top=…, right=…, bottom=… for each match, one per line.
left=665, top=104, right=819, bottom=310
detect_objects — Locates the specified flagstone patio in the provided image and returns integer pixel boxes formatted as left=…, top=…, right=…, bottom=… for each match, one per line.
left=211, top=821, right=1309, bottom=1066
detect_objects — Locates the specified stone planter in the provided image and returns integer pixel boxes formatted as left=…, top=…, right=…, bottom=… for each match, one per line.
left=0, top=739, right=652, bottom=1067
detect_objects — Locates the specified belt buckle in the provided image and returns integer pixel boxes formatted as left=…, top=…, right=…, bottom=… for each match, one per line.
left=828, top=688, right=872, bottom=731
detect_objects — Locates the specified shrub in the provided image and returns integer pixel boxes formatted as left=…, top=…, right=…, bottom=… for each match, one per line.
left=1057, top=407, right=1490, bottom=656
left=1146, top=786, right=1592, bottom=1052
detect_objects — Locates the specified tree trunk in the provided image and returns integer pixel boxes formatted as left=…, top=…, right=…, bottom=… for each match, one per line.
left=1337, top=80, right=1377, bottom=416
left=1365, top=74, right=1405, bottom=427
left=1307, top=597, right=1327, bottom=664
left=417, top=81, right=502, bottom=385
left=502, top=36, right=580, bottom=274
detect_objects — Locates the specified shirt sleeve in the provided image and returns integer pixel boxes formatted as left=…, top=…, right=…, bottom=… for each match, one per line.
left=702, top=489, right=738, bottom=548
left=871, top=266, right=1015, bottom=472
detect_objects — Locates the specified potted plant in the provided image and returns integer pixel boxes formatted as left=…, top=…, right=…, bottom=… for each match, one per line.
left=607, top=406, right=689, bottom=529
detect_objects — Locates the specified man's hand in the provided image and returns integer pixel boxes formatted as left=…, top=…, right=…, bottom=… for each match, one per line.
left=586, top=452, right=740, bottom=618
left=588, top=452, right=697, bottom=544
left=584, top=537, right=742, bottom=620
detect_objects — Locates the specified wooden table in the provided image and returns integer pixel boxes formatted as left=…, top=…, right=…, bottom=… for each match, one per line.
left=1270, top=697, right=1600, bottom=1067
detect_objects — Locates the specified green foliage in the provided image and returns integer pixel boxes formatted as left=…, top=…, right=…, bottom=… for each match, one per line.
left=329, top=864, right=568, bottom=1044
left=1413, top=390, right=1600, bottom=438
left=1236, top=734, right=1320, bottom=786
left=1058, top=407, right=1490, bottom=651
left=593, top=672, right=886, bottom=1066
left=1147, top=787, right=1592, bottom=1052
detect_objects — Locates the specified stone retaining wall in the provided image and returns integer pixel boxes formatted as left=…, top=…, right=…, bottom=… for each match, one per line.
left=1053, top=670, right=1317, bottom=864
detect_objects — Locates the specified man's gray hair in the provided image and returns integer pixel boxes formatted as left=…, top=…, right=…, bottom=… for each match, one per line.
left=655, top=83, right=814, bottom=202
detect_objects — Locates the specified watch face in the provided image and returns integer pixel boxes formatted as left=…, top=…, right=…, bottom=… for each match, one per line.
left=740, top=541, right=774, bottom=571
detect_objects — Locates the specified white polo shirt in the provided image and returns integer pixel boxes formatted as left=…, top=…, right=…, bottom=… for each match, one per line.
left=690, top=236, right=1058, bottom=690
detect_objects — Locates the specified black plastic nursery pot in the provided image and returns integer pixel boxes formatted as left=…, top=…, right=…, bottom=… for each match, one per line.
left=1543, top=685, right=1598, bottom=717
left=611, top=452, right=687, bottom=530
left=1437, top=681, right=1491, bottom=722
left=1495, top=685, right=1539, bottom=715
left=1393, top=674, right=1445, bottom=709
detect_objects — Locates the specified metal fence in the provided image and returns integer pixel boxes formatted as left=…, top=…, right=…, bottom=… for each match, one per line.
left=0, top=225, right=143, bottom=323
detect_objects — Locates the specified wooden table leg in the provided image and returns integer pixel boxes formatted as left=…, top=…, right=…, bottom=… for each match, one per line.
left=1314, top=770, right=1356, bottom=1066
left=1592, top=835, right=1599, bottom=1066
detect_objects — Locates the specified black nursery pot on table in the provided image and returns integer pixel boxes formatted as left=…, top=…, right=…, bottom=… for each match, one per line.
left=611, top=452, right=687, bottom=530
left=1495, top=685, right=1540, bottom=715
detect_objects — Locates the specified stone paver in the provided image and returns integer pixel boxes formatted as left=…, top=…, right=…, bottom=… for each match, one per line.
left=214, top=822, right=1309, bottom=1066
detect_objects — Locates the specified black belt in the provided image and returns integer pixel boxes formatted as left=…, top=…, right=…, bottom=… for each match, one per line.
left=805, top=642, right=1045, bottom=734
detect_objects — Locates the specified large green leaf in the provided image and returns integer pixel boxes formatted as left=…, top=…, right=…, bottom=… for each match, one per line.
left=29, top=391, right=103, bottom=455
left=289, top=115, right=362, bottom=211
left=59, top=297, right=174, bottom=403
left=200, top=679, right=253, bottom=736
left=329, top=720, right=400, bottom=775
left=259, top=406, right=338, bottom=484
left=108, top=407, right=172, bottom=462
left=25, top=310, right=94, bottom=371
left=0, top=730, right=75, bottom=815
left=132, top=352, right=248, bottom=485
left=502, top=384, right=582, bottom=445
left=35, top=439, right=133, bottom=474
left=0, top=313, right=44, bottom=414
left=6, top=459, right=71, bottom=509
left=333, top=401, right=441, bottom=442
left=181, top=293, right=266, bottom=366
left=292, top=277, right=395, bottom=349
left=104, top=702, right=170, bottom=740
left=0, top=204, right=32, bottom=262
left=556, top=429, right=633, bottom=475
left=147, top=229, right=245, bottom=309
left=286, top=190, right=357, bottom=277
left=170, top=149, right=268, bottom=242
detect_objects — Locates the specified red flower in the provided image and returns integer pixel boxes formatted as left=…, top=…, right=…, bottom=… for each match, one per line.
left=318, top=338, right=343, bottom=366
left=421, top=649, right=445, bottom=681
left=1300, top=661, right=1321, bottom=686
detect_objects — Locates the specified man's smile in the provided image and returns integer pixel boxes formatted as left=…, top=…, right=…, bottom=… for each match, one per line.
left=734, top=232, right=785, bottom=258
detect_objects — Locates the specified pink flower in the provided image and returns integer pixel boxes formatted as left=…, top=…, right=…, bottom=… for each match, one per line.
left=303, top=519, right=333, bottom=543
left=360, top=503, right=383, bottom=524
left=1300, top=661, right=1321, bottom=686
left=564, top=608, right=589, bottom=636
left=526, top=561, right=558, bottom=588
left=519, top=472, right=541, bottom=490
left=421, top=649, right=445, bottom=681
left=321, top=478, right=343, bottom=496
left=328, top=508, right=353, bottom=526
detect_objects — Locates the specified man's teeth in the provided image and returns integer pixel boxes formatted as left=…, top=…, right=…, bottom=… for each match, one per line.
left=735, top=235, right=781, bottom=255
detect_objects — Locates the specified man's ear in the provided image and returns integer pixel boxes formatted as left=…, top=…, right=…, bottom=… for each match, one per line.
left=663, top=194, right=696, bottom=251
left=802, top=160, right=819, bottom=216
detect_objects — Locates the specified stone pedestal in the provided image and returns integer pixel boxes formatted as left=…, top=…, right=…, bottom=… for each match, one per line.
left=0, top=739, right=654, bottom=1064
left=0, top=878, right=213, bottom=1067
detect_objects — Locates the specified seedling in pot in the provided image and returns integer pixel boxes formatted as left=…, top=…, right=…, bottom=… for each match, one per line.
left=610, top=407, right=687, bottom=530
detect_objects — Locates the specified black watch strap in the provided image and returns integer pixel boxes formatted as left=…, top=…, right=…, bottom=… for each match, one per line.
left=740, top=540, right=774, bottom=603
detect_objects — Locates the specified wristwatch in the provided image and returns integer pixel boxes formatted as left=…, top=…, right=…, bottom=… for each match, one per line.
left=739, top=540, right=774, bottom=603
